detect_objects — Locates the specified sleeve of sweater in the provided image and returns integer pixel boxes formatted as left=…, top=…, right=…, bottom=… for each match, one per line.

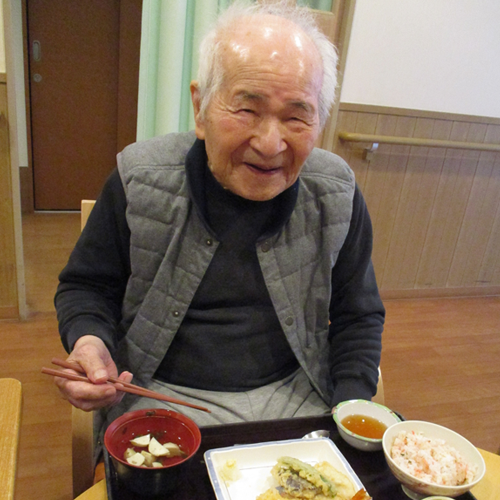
left=328, top=184, right=385, bottom=406
left=55, top=168, right=131, bottom=354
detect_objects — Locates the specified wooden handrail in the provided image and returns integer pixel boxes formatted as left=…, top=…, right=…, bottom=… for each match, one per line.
left=338, top=131, right=500, bottom=152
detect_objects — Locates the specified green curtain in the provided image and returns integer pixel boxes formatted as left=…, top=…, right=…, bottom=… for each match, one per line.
left=137, top=0, right=226, bottom=140
left=136, top=0, right=332, bottom=141
left=297, top=0, right=333, bottom=10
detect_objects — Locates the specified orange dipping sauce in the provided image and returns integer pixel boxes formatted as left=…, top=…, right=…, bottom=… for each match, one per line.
left=340, top=414, right=388, bottom=439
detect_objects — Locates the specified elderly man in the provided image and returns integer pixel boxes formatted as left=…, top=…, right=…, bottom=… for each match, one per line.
left=55, top=2, right=384, bottom=453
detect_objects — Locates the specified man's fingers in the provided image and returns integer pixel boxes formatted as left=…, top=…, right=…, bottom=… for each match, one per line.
left=53, top=336, right=130, bottom=411
left=108, top=371, right=133, bottom=407
left=71, top=335, right=117, bottom=383
left=57, top=372, right=135, bottom=410
left=63, top=381, right=120, bottom=411
left=73, top=354, right=110, bottom=384
left=90, top=368, right=109, bottom=383
left=55, top=377, right=115, bottom=400
left=67, top=394, right=117, bottom=411
left=117, top=371, right=133, bottom=384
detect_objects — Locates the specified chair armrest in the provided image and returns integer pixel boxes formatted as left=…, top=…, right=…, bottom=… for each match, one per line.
left=0, top=378, right=22, bottom=500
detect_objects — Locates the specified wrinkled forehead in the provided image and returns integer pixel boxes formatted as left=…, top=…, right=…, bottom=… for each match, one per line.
left=217, top=14, right=322, bottom=77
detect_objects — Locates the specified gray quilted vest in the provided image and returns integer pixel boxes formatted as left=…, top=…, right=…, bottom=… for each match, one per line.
left=113, top=131, right=355, bottom=407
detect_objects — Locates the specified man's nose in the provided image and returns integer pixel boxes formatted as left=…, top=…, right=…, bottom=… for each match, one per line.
left=249, top=118, right=287, bottom=157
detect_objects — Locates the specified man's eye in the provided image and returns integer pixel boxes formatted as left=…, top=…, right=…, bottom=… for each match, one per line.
left=288, top=116, right=306, bottom=123
left=240, top=108, right=255, bottom=114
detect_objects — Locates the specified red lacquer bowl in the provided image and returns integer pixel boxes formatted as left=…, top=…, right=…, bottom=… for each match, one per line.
left=104, top=409, right=201, bottom=496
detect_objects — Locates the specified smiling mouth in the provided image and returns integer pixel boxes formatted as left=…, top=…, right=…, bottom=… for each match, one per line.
left=245, top=162, right=281, bottom=174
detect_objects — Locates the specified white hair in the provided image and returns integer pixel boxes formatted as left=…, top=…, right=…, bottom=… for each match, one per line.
left=196, top=0, right=338, bottom=128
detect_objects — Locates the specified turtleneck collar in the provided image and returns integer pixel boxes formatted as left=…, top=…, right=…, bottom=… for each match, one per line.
left=185, top=138, right=299, bottom=241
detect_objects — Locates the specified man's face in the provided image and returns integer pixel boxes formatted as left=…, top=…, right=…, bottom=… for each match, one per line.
left=191, top=16, right=323, bottom=201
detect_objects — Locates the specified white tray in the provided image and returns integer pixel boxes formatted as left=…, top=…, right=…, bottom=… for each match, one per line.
left=204, top=437, right=365, bottom=500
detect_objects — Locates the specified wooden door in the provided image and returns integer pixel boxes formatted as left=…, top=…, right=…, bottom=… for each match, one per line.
left=27, top=0, right=141, bottom=210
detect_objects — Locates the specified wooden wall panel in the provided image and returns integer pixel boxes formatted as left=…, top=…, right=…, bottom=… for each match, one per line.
left=334, top=104, right=500, bottom=298
left=0, top=81, right=19, bottom=318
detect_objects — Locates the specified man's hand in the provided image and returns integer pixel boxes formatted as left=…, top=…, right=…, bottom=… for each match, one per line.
left=54, top=335, right=133, bottom=411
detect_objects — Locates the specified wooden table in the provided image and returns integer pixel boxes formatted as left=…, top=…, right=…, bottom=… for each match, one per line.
left=76, top=480, right=107, bottom=500
left=0, top=378, right=22, bottom=500
left=75, top=415, right=500, bottom=500
left=471, top=449, right=500, bottom=499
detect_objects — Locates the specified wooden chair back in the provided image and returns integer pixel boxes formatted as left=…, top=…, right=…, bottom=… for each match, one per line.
left=81, top=200, right=96, bottom=231
left=72, top=200, right=97, bottom=498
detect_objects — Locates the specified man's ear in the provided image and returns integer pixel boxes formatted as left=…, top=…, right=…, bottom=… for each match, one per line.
left=190, top=81, right=205, bottom=140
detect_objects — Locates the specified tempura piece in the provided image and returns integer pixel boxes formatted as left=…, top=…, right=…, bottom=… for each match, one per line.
left=350, top=490, right=372, bottom=500
left=314, top=461, right=356, bottom=499
left=271, top=456, right=337, bottom=498
left=257, top=456, right=364, bottom=500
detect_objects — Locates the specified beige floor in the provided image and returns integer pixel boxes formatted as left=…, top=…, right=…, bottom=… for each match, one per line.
left=1, top=212, right=499, bottom=499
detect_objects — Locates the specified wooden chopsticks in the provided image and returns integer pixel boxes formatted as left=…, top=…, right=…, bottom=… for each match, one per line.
left=42, top=358, right=210, bottom=413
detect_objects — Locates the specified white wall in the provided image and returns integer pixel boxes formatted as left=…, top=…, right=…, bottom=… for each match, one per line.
left=340, top=0, right=500, bottom=119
